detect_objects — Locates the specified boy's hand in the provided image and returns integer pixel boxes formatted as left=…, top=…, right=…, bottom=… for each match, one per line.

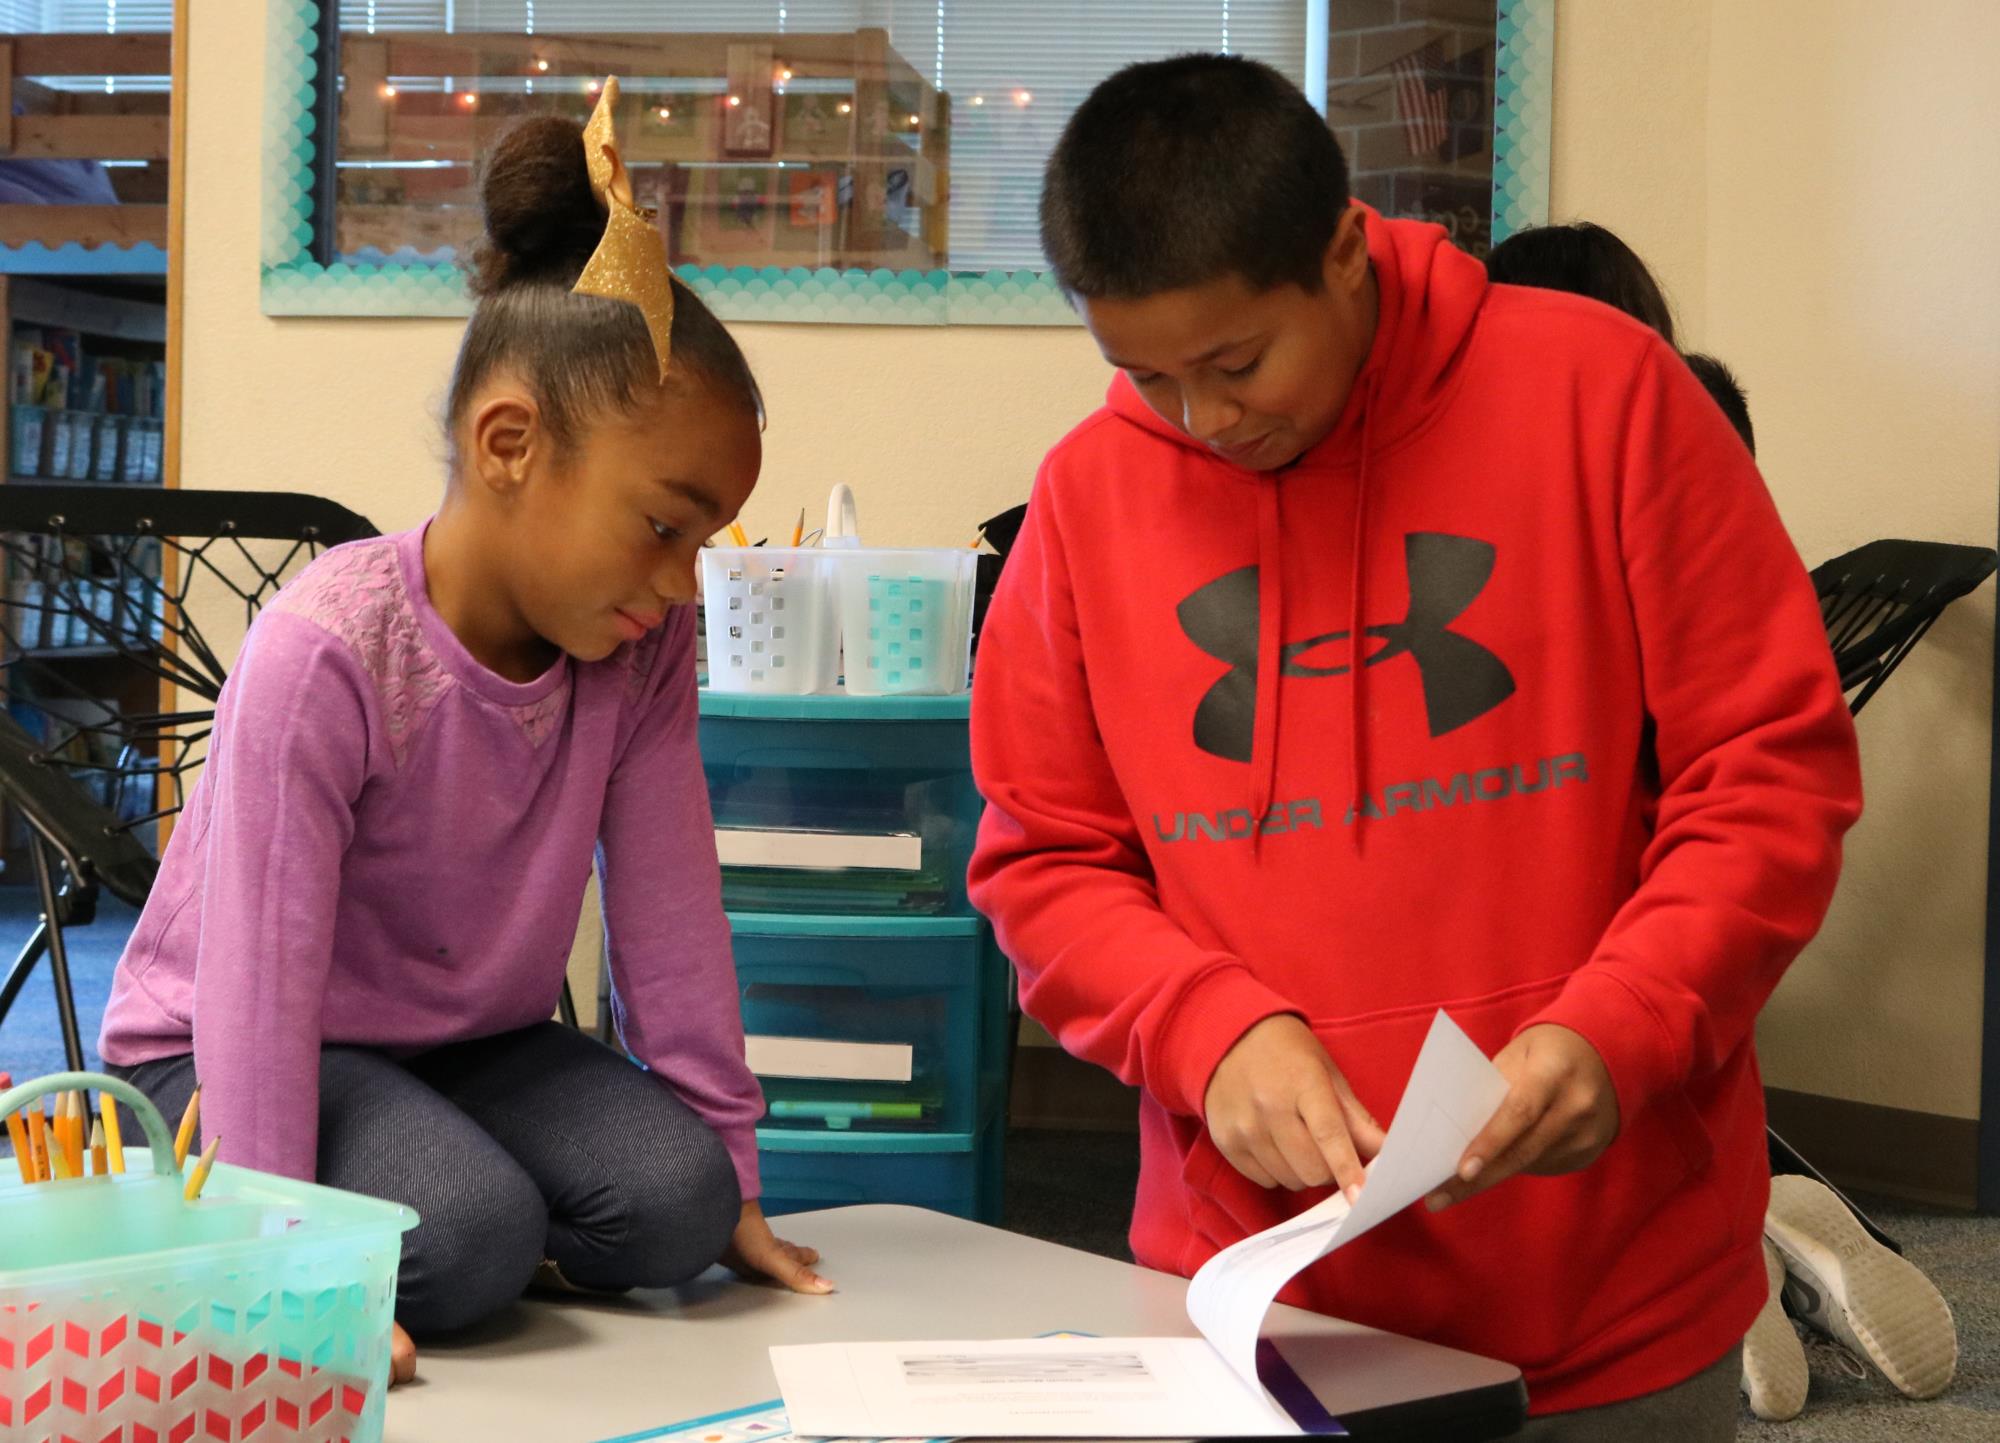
left=1426, top=1024, right=1619, bottom=1212
left=723, top=1199, right=834, bottom=1294
left=1203, top=1015, right=1385, bottom=1197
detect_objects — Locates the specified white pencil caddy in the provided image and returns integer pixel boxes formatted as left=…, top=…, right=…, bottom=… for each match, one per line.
left=830, top=548, right=977, bottom=697
left=700, top=548, right=840, bottom=695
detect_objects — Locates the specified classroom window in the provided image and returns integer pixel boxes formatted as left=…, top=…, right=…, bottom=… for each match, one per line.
left=325, top=2, right=1307, bottom=276
left=263, top=1, right=1552, bottom=320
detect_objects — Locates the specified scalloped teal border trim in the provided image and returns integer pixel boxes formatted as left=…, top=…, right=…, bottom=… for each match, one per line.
left=1492, top=0, right=1555, bottom=245
left=263, top=0, right=1551, bottom=322
left=0, top=241, right=168, bottom=276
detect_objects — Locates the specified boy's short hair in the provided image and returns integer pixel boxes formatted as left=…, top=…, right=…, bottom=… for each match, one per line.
left=1682, top=352, right=1756, bottom=455
left=1040, top=54, right=1350, bottom=300
left=1485, top=222, right=1678, bottom=348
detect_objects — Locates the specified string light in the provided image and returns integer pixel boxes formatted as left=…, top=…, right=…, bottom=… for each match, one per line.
left=780, top=67, right=794, bottom=82
left=585, top=78, right=601, bottom=94
left=535, top=58, right=550, bottom=73
left=909, top=113, right=921, bottom=126
left=657, top=106, right=672, bottom=121
left=1014, top=88, right=1033, bottom=107
left=728, top=94, right=743, bottom=108
left=969, top=95, right=984, bottom=107
left=460, top=91, right=479, bottom=109
left=837, top=101, right=852, bottom=115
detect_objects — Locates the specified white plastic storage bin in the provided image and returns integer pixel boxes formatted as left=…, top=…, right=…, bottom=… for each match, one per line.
left=700, top=548, right=840, bottom=695
left=830, top=548, right=977, bottom=697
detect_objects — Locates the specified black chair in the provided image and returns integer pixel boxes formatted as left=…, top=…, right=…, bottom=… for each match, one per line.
left=1764, top=538, right=1998, bottom=1254
left=1813, top=540, right=1998, bottom=715
left=0, top=485, right=380, bottom=1070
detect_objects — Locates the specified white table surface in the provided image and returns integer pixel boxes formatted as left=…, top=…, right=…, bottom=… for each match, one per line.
left=383, top=1204, right=1524, bottom=1443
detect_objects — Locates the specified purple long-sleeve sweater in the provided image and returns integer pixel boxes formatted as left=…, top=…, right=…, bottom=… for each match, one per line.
left=98, top=525, right=764, bottom=1196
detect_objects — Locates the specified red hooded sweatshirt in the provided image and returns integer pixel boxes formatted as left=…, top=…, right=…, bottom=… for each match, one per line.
left=968, top=215, right=1862, bottom=1414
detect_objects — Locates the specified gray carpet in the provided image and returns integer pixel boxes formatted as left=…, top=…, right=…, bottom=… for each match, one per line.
left=0, top=885, right=129, bottom=1081
left=3, top=891, right=1992, bottom=1439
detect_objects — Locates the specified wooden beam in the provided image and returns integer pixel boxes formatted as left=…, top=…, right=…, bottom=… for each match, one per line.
left=342, top=35, right=392, bottom=155
left=13, top=34, right=173, bottom=77
left=0, top=205, right=168, bottom=250
left=158, top=0, right=190, bottom=850
left=0, top=43, right=13, bottom=155
left=165, top=0, right=187, bottom=494
left=380, top=30, right=868, bottom=82
left=10, top=116, right=170, bottom=162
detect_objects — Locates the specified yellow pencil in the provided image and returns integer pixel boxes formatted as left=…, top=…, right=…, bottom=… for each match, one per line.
left=48, top=1104, right=72, bottom=1180
left=183, top=1135, right=220, bottom=1202
left=728, top=521, right=750, bottom=548
left=89, top=1118, right=107, bottom=1177
left=173, top=1086, right=202, bottom=1171
left=790, top=509, right=805, bottom=548
left=99, top=1093, right=125, bottom=1175
left=25, top=1102, right=50, bottom=1182
left=5, top=1109, right=31, bottom=1185
left=49, top=1093, right=67, bottom=1177
left=61, top=1092, right=85, bottom=1179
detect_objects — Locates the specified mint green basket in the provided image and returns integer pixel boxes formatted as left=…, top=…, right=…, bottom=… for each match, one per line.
left=0, top=1072, right=416, bottom=1443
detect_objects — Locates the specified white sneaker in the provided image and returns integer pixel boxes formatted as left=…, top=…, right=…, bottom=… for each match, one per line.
left=1741, top=1236, right=1809, bottom=1420
left=1765, top=1174, right=1958, bottom=1399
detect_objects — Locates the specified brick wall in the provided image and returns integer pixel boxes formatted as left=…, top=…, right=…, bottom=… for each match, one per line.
left=1326, top=0, right=1498, bottom=257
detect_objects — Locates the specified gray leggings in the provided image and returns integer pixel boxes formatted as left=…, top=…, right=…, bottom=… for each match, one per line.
left=1517, top=1342, right=1743, bottom=1441
left=112, top=1022, right=741, bottom=1338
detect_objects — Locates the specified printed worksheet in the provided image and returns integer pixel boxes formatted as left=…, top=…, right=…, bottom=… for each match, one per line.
left=771, top=1011, right=1509, bottom=1439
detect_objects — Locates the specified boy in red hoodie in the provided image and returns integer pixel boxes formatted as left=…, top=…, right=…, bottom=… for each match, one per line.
left=969, top=56, right=1861, bottom=1437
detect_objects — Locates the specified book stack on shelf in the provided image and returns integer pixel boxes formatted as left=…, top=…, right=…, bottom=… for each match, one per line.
left=7, top=324, right=167, bottom=486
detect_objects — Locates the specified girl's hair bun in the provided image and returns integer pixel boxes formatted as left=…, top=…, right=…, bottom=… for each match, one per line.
left=466, top=115, right=606, bottom=298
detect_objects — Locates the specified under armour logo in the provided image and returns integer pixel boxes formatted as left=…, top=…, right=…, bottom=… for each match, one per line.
left=1177, top=532, right=1516, bottom=763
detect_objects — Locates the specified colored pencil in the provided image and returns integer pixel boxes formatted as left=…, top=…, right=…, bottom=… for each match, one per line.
left=791, top=509, right=806, bottom=547
left=183, top=1135, right=220, bottom=1201
left=728, top=521, right=750, bottom=548
left=25, top=1102, right=50, bottom=1182
left=5, top=1108, right=31, bottom=1185
left=89, top=1118, right=107, bottom=1177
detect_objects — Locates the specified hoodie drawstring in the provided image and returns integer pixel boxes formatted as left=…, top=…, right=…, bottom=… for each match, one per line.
left=1249, top=473, right=1285, bottom=859
left=1248, top=370, right=1380, bottom=860
left=1346, top=372, right=1380, bottom=852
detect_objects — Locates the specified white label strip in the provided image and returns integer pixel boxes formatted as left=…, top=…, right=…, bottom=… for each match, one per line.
left=745, top=1035, right=916, bottom=1084
left=714, top=828, right=924, bottom=873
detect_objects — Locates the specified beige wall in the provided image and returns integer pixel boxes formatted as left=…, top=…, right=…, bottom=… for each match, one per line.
left=184, top=1, right=1999, bottom=1118
left=1708, top=2, right=1999, bottom=1120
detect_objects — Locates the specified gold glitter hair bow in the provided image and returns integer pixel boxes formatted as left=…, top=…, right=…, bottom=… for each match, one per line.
left=573, top=76, right=675, bottom=381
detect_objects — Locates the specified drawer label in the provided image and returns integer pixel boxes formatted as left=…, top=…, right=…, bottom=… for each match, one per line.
left=716, top=828, right=924, bottom=873
left=746, top=1035, right=917, bottom=1083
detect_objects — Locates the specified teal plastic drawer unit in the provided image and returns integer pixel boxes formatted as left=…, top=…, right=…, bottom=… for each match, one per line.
left=698, top=691, right=979, bottom=916
left=755, top=1127, right=1004, bottom=1224
left=733, top=913, right=1009, bottom=1140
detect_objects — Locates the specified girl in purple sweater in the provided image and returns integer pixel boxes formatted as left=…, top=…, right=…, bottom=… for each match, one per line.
left=99, top=102, right=826, bottom=1379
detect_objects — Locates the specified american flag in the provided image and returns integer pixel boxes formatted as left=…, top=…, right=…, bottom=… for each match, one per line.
left=1391, top=44, right=1450, bottom=159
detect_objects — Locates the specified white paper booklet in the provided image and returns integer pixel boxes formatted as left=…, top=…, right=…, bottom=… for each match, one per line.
left=771, top=1011, right=1509, bottom=1439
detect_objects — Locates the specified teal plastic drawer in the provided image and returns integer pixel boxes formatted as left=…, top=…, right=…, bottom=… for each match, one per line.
left=699, top=691, right=978, bottom=916
left=733, top=913, right=1009, bottom=1139
left=756, top=1127, right=1004, bottom=1224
